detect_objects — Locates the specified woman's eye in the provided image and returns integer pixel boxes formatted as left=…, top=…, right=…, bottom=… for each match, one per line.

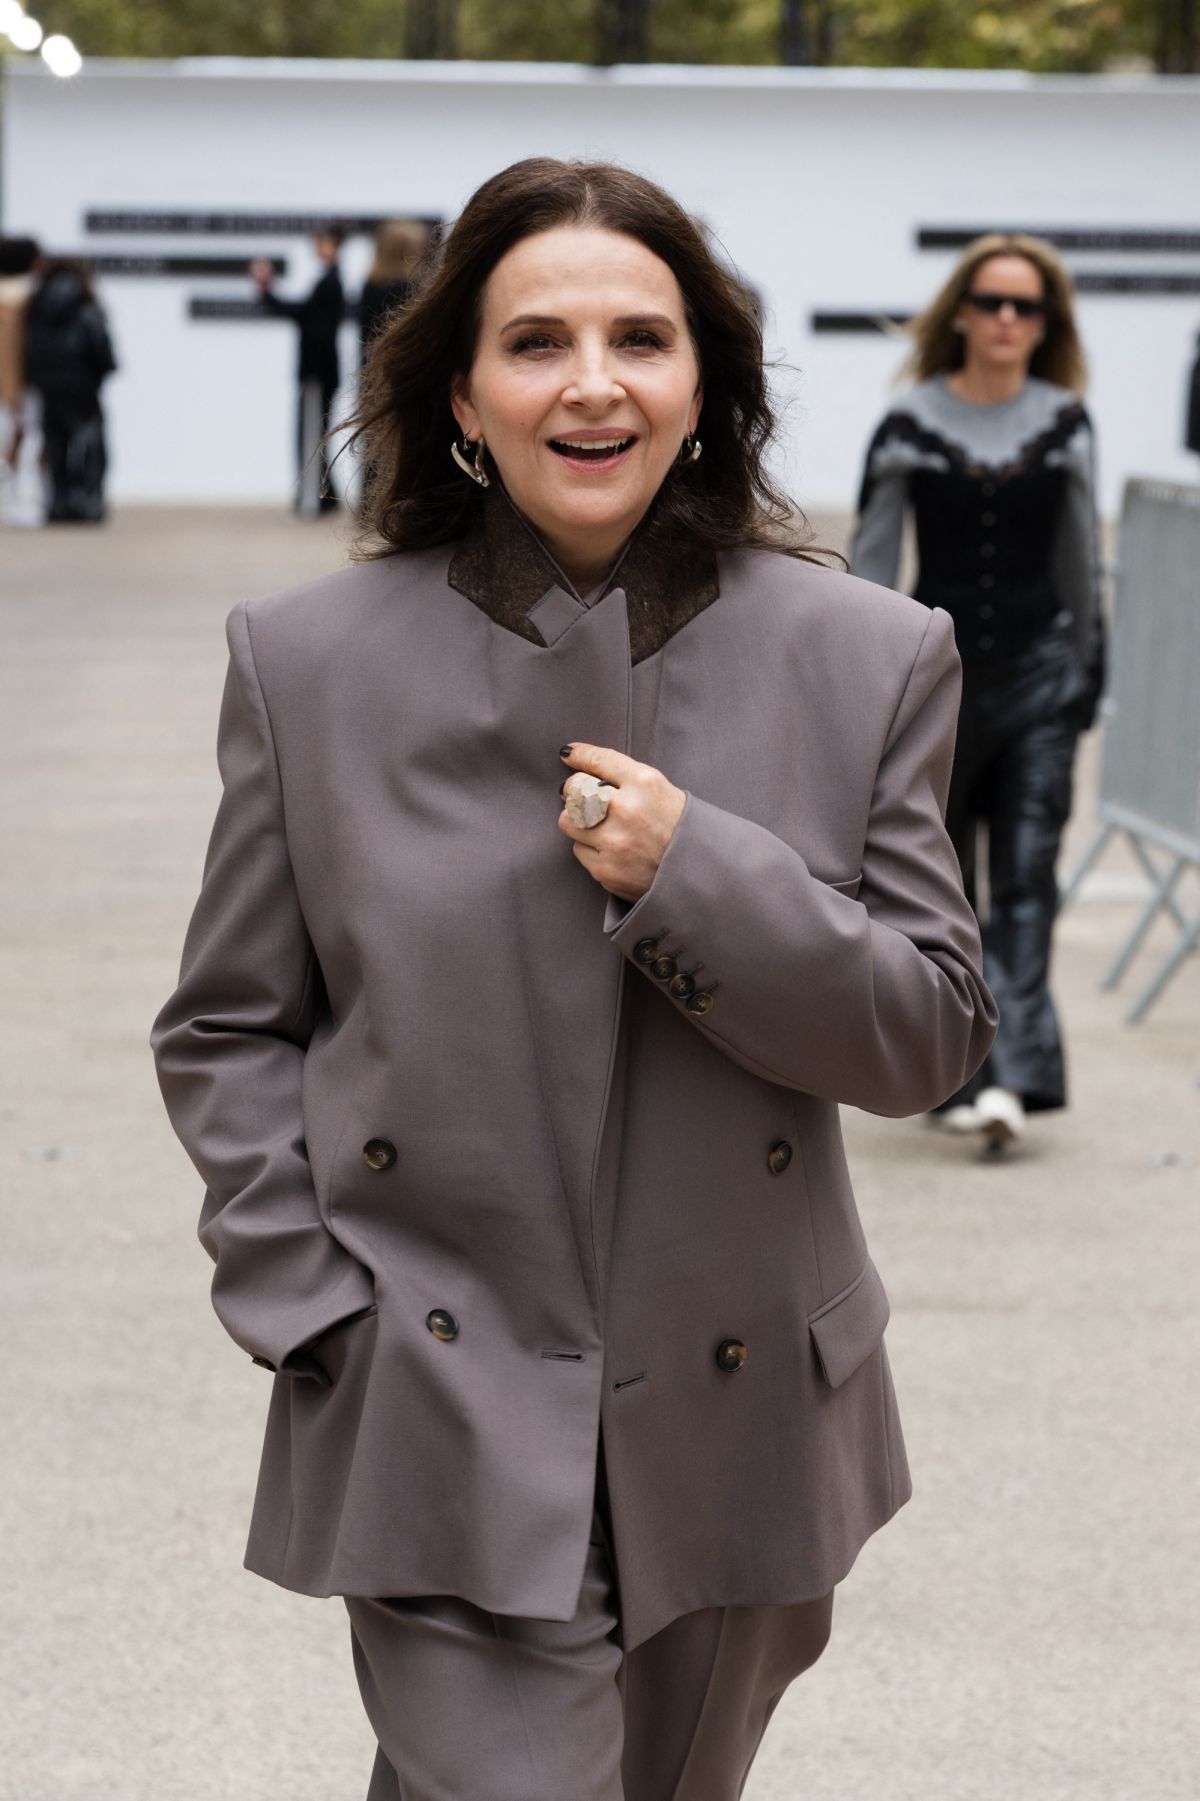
left=621, top=330, right=665, bottom=350
left=509, top=333, right=558, bottom=354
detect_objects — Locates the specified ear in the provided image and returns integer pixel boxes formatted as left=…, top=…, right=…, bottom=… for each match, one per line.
left=450, top=377, right=480, bottom=441
left=688, top=380, right=704, bottom=437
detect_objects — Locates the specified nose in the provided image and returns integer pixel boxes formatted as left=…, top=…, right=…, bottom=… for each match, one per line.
left=562, top=341, right=625, bottom=411
left=996, top=300, right=1019, bottom=321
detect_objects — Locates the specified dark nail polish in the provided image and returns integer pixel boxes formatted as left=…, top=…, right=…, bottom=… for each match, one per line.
left=559, top=744, right=574, bottom=758
left=558, top=779, right=567, bottom=797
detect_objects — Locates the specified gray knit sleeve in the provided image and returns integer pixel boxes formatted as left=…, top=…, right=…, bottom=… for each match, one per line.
left=850, top=416, right=908, bottom=591
left=1050, top=407, right=1105, bottom=719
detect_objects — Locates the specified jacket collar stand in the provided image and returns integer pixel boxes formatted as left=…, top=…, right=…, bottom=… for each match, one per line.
left=447, top=481, right=720, bottom=666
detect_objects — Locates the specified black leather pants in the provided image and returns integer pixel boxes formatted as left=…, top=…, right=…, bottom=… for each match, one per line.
left=942, top=636, right=1084, bottom=1113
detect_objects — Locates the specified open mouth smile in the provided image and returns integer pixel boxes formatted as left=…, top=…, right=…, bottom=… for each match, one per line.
left=548, top=435, right=638, bottom=470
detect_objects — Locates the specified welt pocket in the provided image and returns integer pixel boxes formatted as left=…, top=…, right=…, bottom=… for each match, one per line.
left=807, top=1259, right=890, bottom=1388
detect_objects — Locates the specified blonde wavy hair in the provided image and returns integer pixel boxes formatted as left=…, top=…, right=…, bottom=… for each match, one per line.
left=900, top=232, right=1087, bottom=395
left=368, top=219, right=429, bottom=286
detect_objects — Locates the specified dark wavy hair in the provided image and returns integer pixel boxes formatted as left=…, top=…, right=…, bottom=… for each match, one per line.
left=342, top=158, right=819, bottom=562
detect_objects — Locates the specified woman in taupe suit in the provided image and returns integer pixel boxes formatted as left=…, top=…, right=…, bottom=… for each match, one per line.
left=152, top=160, right=996, bottom=1800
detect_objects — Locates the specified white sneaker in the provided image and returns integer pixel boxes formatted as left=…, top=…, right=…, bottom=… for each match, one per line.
left=975, top=1086, right=1025, bottom=1152
left=930, top=1103, right=982, bottom=1134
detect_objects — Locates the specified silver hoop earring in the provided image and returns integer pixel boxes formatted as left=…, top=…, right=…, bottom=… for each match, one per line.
left=681, top=434, right=702, bottom=465
left=451, top=435, right=490, bottom=488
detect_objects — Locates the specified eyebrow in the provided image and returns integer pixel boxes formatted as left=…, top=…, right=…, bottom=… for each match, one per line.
left=499, top=312, right=678, bottom=333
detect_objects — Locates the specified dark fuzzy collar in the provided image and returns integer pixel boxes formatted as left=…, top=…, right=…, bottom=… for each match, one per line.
left=447, top=483, right=720, bottom=666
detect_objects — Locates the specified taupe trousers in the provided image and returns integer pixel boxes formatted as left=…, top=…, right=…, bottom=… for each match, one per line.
left=347, top=1486, right=833, bottom=1801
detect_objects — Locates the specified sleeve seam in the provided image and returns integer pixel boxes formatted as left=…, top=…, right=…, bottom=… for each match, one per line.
left=880, top=606, right=939, bottom=758
left=237, top=603, right=286, bottom=807
left=236, top=603, right=317, bottom=1037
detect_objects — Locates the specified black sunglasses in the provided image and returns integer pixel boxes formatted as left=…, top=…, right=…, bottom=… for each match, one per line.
left=965, top=291, right=1048, bottom=319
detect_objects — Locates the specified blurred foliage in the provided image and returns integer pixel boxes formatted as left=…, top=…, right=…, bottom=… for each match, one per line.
left=834, top=1, right=1154, bottom=72
left=31, top=0, right=1170, bottom=73
left=26, top=1, right=408, bottom=58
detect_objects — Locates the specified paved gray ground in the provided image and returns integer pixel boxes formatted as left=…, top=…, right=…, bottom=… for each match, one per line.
left=2, top=509, right=1197, bottom=1801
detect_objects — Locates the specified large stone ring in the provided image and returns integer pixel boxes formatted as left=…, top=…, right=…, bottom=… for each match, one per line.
left=562, top=772, right=615, bottom=828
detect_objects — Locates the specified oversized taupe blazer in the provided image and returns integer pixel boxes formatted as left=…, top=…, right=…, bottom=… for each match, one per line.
left=152, top=494, right=996, bottom=1651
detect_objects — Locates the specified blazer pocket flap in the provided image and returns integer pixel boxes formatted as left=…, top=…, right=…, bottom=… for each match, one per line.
left=828, top=872, right=863, bottom=898
left=808, top=1259, right=890, bottom=1388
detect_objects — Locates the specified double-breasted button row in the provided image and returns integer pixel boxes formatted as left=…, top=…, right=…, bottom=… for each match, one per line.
left=633, top=933, right=717, bottom=1015
left=715, top=1338, right=748, bottom=1372
left=973, top=481, right=999, bottom=647
left=363, top=1137, right=397, bottom=1171
left=426, top=1309, right=459, bottom=1342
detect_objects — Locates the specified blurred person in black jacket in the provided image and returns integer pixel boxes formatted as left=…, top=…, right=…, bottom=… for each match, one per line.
left=358, top=219, right=428, bottom=359
left=252, top=228, right=345, bottom=517
left=851, top=233, right=1101, bottom=1154
left=24, top=258, right=117, bottom=525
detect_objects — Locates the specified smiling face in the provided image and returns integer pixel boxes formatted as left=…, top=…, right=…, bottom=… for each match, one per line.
left=954, top=253, right=1047, bottom=377
left=451, top=224, right=703, bottom=589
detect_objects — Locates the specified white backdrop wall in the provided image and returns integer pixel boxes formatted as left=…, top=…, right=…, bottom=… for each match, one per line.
left=4, top=57, right=1200, bottom=512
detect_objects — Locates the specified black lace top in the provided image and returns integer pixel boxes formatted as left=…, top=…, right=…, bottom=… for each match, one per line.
left=850, top=376, right=1102, bottom=689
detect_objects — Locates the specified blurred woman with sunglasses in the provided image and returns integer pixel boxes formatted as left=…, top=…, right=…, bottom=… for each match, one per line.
left=852, top=233, right=1104, bottom=1153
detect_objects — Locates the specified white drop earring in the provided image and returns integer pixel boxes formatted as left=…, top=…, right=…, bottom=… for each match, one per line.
left=451, top=435, right=490, bottom=488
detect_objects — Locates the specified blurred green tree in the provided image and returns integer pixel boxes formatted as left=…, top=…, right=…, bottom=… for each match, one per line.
left=833, top=1, right=1154, bottom=73
left=27, top=0, right=1180, bottom=72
